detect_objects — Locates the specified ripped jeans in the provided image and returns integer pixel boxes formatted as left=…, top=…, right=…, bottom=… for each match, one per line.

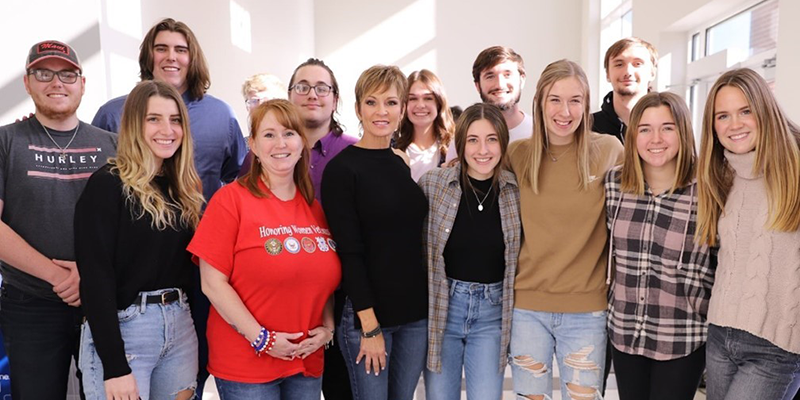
left=510, top=308, right=606, bottom=400
left=79, top=289, right=198, bottom=400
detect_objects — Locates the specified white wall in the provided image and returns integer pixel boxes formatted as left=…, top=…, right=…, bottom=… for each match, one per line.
left=0, top=0, right=315, bottom=132
left=314, top=0, right=585, bottom=136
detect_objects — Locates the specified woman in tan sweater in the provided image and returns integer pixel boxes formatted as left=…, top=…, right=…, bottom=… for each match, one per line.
left=697, top=68, right=800, bottom=400
left=507, top=59, right=623, bottom=400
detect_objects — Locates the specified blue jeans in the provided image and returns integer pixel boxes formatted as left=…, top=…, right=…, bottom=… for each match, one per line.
left=80, top=289, right=198, bottom=400
left=215, top=373, right=321, bottom=400
left=706, top=324, right=800, bottom=400
left=339, top=299, right=427, bottom=400
left=510, top=308, right=607, bottom=400
left=0, top=283, right=83, bottom=399
left=424, top=279, right=504, bottom=400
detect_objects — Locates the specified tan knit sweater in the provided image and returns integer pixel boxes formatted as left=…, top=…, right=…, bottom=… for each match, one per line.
left=508, top=134, right=623, bottom=313
left=708, top=150, right=800, bottom=354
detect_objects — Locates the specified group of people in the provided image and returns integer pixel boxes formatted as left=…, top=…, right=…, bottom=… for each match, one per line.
left=0, top=15, right=798, bottom=400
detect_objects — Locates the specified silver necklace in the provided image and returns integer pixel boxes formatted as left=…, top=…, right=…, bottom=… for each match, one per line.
left=547, top=143, right=573, bottom=162
left=41, top=121, right=79, bottom=159
left=472, top=186, right=492, bottom=212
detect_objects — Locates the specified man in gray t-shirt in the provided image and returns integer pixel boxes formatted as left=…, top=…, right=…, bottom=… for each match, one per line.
left=0, top=40, right=116, bottom=399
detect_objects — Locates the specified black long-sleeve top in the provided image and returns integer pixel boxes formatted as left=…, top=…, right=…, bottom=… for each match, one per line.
left=74, top=164, right=194, bottom=380
left=321, top=146, right=428, bottom=329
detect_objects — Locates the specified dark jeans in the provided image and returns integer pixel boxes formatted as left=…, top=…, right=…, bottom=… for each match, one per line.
left=215, top=374, right=321, bottom=400
left=707, top=324, right=800, bottom=400
left=612, top=345, right=705, bottom=400
left=0, top=283, right=83, bottom=399
left=190, top=268, right=210, bottom=394
left=322, top=289, right=353, bottom=400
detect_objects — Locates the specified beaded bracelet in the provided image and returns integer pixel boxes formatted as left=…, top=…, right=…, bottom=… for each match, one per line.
left=250, top=327, right=268, bottom=355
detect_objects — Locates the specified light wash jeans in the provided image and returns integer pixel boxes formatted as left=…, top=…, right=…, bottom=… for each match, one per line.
left=424, top=278, right=504, bottom=400
left=215, top=373, right=321, bottom=400
left=80, top=289, right=198, bottom=400
left=510, top=308, right=607, bottom=400
left=339, top=299, right=427, bottom=400
left=706, top=324, right=800, bottom=400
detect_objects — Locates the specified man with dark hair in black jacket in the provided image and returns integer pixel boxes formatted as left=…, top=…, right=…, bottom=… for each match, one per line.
left=592, top=37, right=658, bottom=144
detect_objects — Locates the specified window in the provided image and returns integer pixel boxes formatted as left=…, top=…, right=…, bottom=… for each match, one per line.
left=598, top=0, right=633, bottom=105
left=684, top=0, right=779, bottom=137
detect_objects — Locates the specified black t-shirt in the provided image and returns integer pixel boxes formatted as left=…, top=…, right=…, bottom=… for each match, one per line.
left=444, top=176, right=505, bottom=283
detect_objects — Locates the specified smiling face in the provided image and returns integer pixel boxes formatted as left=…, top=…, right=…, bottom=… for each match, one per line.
left=151, top=30, right=190, bottom=94
left=713, top=85, right=759, bottom=154
left=24, top=58, right=85, bottom=121
left=250, top=110, right=304, bottom=181
left=289, top=65, right=337, bottom=130
left=606, top=44, right=656, bottom=97
left=476, top=61, right=525, bottom=111
left=635, top=105, right=680, bottom=172
left=543, top=77, right=584, bottom=145
left=356, top=86, right=404, bottom=140
left=406, top=81, right=439, bottom=130
left=463, top=118, right=502, bottom=180
left=143, top=95, right=184, bottom=170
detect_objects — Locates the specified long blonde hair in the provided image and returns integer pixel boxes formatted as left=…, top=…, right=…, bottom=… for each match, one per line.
left=620, top=92, right=695, bottom=195
left=520, top=59, right=595, bottom=193
left=696, top=68, right=800, bottom=246
left=111, top=80, right=204, bottom=230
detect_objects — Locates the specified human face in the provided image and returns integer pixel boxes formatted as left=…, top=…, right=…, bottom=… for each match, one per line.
left=714, top=86, right=758, bottom=154
left=407, top=81, right=438, bottom=129
left=356, top=86, right=403, bottom=140
left=543, top=77, right=584, bottom=145
left=636, top=105, right=680, bottom=173
left=476, top=61, right=524, bottom=111
left=23, top=58, right=85, bottom=121
left=606, top=45, right=656, bottom=97
left=245, top=90, right=275, bottom=114
left=249, top=110, right=304, bottom=180
left=289, top=65, right=337, bottom=130
left=144, top=96, right=184, bottom=170
left=464, top=119, right=501, bottom=180
left=152, top=31, right=190, bottom=94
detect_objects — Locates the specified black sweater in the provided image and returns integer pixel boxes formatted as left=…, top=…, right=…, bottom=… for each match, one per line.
left=74, top=164, right=194, bottom=380
left=321, top=146, right=428, bottom=329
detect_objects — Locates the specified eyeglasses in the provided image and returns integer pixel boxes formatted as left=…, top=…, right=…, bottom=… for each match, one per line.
left=290, top=83, right=334, bottom=97
left=28, top=68, right=81, bottom=84
left=245, top=97, right=265, bottom=108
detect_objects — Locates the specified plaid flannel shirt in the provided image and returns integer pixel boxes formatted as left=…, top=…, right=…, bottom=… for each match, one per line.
left=605, top=166, right=717, bottom=360
left=418, top=164, right=521, bottom=373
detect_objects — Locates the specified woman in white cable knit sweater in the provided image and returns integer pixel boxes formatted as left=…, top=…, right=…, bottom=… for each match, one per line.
left=696, top=68, right=800, bottom=400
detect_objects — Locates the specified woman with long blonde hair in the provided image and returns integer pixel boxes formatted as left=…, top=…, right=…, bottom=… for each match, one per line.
left=696, top=68, right=800, bottom=400
left=75, top=80, right=204, bottom=400
left=507, top=59, right=623, bottom=400
left=394, top=69, right=454, bottom=181
left=605, top=91, right=715, bottom=399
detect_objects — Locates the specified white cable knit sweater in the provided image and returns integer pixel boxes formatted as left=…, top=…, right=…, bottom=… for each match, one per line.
left=707, top=150, right=800, bottom=354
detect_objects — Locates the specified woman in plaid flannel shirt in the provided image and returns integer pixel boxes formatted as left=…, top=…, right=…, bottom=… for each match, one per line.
left=605, top=91, right=716, bottom=400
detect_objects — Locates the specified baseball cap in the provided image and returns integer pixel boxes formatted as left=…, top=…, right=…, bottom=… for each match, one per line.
left=26, top=40, right=82, bottom=72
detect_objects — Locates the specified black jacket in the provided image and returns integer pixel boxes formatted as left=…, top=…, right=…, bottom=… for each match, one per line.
left=592, top=91, right=626, bottom=144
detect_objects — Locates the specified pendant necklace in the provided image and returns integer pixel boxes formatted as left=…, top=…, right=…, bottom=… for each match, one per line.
left=547, top=142, right=573, bottom=162
left=41, top=121, right=79, bottom=160
left=472, top=186, right=492, bottom=212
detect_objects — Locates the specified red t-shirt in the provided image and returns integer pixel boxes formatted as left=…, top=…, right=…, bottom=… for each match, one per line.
left=188, top=181, right=341, bottom=383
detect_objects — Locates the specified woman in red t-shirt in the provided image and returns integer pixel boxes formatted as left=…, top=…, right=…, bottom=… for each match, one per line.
left=188, top=99, right=341, bottom=399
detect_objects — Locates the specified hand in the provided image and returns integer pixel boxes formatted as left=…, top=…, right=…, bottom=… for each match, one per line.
left=14, top=113, right=33, bottom=123
left=104, top=373, right=139, bottom=400
left=356, top=332, right=386, bottom=376
left=296, top=326, right=333, bottom=359
left=266, top=331, right=303, bottom=361
left=52, top=259, right=80, bottom=307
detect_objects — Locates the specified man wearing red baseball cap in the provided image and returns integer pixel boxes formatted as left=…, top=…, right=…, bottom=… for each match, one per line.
left=0, top=40, right=116, bottom=399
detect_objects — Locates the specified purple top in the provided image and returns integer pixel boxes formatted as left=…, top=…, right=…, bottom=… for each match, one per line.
left=238, top=130, right=356, bottom=204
